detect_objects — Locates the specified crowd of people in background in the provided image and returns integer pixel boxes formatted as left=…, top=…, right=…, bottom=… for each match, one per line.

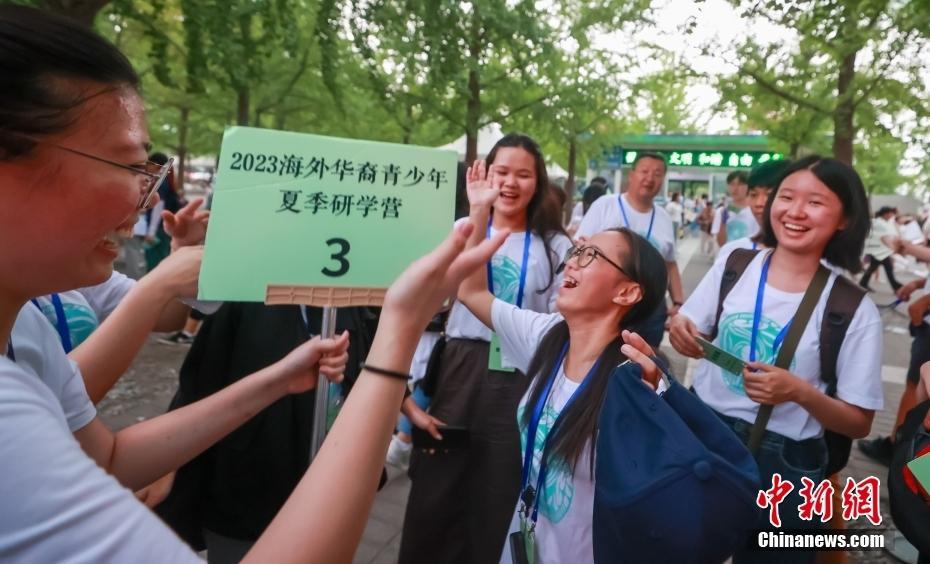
left=3, top=6, right=930, bottom=564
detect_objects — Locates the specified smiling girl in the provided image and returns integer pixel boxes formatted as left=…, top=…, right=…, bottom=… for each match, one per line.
left=669, top=156, right=883, bottom=563
left=399, top=135, right=572, bottom=564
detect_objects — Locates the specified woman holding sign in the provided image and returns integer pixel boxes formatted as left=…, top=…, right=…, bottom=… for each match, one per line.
left=399, top=134, right=572, bottom=564
left=669, top=156, right=883, bottom=563
left=0, top=7, right=515, bottom=561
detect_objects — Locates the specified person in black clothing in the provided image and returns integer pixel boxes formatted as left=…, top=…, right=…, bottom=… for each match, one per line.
left=156, top=302, right=376, bottom=563
left=144, top=152, right=184, bottom=270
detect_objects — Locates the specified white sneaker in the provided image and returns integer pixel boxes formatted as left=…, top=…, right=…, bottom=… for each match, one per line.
left=385, top=434, right=413, bottom=470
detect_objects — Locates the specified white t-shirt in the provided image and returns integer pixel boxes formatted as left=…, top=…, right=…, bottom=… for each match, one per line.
left=445, top=228, right=571, bottom=348
left=716, top=237, right=762, bottom=265
left=575, top=193, right=677, bottom=262
left=568, top=202, right=584, bottom=229
left=680, top=251, right=883, bottom=440
left=712, top=204, right=759, bottom=242
left=409, top=331, right=441, bottom=383
left=0, top=357, right=202, bottom=562
left=717, top=238, right=846, bottom=276
left=490, top=300, right=595, bottom=564
left=665, top=201, right=683, bottom=224
left=132, top=212, right=148, bottom=237
left=9, top=305, right=96, bottom=432
left=863, top=217, right=898, bottom=261
left=901, top=220, right=923, bottom=244
left=32, top=272, right=135, bottom=349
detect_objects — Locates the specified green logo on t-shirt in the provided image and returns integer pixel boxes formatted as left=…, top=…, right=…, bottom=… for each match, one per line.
left=718, top=312, right=795, bottom=395
left=491, top=255, right=521, bottom=305
left=39, top=303, right=99, bottom=348
left=518, top=404, right=575, bottom=523
left=726, top=220, right=749, bottom=241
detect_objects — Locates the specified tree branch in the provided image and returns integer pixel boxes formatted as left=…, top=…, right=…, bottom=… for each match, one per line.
left=482, top=92, right=554, bottom=127
left=741, top=65, right=831, bottom=115
left=255, top=47, right=312, bottom=114
left=853, top=28, right=920, bottom=107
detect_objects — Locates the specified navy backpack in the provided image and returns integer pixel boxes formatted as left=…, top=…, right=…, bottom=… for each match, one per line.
left=593, top=362, right=760, bottom=563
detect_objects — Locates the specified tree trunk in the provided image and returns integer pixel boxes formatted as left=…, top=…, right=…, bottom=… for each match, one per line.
left=40, top=0, right=111, bottom=27
left=237, top=88, right=250, bottom=126
left=464, top=10, right=481, bottom=164
left=564, top=137, right=577, bottom=224
left=465, top=74, right=480, bottom=164
left=832, top=51, right=858, bottom=165
left=402, top=104, right=413, bottom=145
left=176, top=107, right=189, bottom=196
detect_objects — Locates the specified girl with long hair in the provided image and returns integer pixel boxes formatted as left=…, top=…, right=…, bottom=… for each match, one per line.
left=452, top=163, right=669, bottom=563
left=399, top=134, right=572, bottom=564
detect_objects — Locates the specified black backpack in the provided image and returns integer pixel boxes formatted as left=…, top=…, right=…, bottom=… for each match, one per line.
left=712, top=248, right=866, bottom=476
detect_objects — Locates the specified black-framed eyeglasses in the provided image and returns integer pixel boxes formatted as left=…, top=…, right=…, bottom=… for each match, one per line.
left=558, top=245, right=628, bottom=277
left=19, top=137, right=171, bottom=210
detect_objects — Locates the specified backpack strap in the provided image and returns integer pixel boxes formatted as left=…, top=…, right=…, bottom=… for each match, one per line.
left=747, top=265, right=831, bottom=452
left=710, top=248, right=760, bottom=341
left=819, top=275, right=866, bottom=396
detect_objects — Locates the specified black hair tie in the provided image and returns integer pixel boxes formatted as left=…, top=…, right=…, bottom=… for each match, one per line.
left=360, top=362, right=411, bottom=381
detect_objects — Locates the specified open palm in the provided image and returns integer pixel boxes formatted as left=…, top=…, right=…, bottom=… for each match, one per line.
left=466, top=159, right=500, bottom=209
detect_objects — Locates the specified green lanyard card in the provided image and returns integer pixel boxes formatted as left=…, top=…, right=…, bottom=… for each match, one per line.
left=489, top=332, right=515, bottom=372
left=696, top=336, right=747, bottom=376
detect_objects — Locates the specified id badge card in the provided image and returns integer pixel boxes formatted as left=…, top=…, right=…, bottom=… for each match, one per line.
left=696, top=336, right=748, bottom=375
left=508, top=513, right=536, bottom=564
left=489, top=333, right=516, bottom=372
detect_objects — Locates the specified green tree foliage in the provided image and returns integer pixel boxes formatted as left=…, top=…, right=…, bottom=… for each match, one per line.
left=717, top=0, right=930, bottom=194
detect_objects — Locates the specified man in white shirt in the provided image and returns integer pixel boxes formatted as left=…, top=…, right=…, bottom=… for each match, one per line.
left=576, top=153, right=684, bottom=346
left=665, top=192, right=683, bottom=239
left=711, top=170, right=757, bottom=248
left=859, top=206, right=902, bottom=292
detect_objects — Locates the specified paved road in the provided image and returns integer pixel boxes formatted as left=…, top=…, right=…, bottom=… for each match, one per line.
left=101, top=235, right=920, bottom=563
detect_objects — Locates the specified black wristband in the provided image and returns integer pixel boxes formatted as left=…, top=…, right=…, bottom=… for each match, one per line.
left=361, top=362, right=412, bottom=381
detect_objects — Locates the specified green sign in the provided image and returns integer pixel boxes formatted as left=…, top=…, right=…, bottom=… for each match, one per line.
left=908, top=452, right=930, bottom=495
left=621, top=149, right=784, bottom=169
left=199, top=126, right=457, bottom=302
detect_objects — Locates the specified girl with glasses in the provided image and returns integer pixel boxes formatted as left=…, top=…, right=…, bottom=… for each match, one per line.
left=451, top=167, right=669, bottom=564
left=0, top=7, right=520, bottom=563
left=399, top=134, right=573, bottom=564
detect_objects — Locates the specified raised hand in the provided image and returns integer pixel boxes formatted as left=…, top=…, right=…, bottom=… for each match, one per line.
left=165, top=197, right=210, bottom=249
left=465, top=159, right=500, bottom=210
left=382, top=221, right=509, bottom=340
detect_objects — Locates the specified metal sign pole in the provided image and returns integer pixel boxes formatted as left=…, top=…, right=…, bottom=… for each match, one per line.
left=310, top=305, right=338, bottom=458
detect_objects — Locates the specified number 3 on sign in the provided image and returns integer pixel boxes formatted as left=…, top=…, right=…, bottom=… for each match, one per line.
left=322, top=238, right=350, bottom=277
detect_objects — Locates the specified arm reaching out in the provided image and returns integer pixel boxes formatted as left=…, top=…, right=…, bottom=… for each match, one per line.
left=456, top=159, right=504, bottom=329
left=71, top=246, right=202, bottom=403
left=245, top=221, right=508, bottom=564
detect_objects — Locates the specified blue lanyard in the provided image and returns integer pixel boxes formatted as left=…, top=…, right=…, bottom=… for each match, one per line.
left=486, top=219, right=532, bottom=309
left=750, top=253, right=792, bottom=363
left=751, top=241, right=758, bottom=250
left=6, top=340, right=14, bottom=362
left=31, top=294, right=73, bottom=353
left=617, top=195, right=655, bottom=240
left=520, top=342, right=600, bottom=525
